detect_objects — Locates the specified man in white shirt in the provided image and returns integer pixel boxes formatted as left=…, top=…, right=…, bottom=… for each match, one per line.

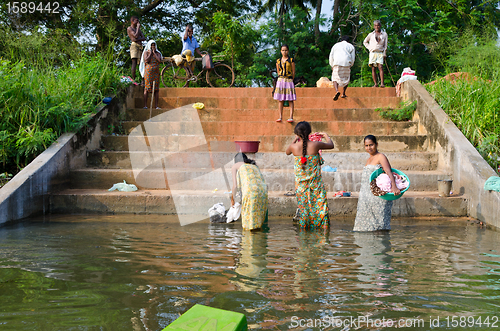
left=329, top=35, right=355, bottom=100
left=363, top=20, right=388, bottom=87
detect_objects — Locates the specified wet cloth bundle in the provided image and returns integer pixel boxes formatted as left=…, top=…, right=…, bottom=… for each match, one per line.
left=208, top=203, right=226, bottom=223
left=371, top=173, right=409, bottom=196
left=226, top=202, right=242, bottom=223
left=376, top=173, right=409, bottom=192
left=308, top=132, right=323, bottom=155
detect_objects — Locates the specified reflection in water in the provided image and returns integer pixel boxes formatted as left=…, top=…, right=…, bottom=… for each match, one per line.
left=353, top=232, right=393, bottom=287
left=233, top=230, right=268, bottom=291
left=0, top=216, right=499, bottom=330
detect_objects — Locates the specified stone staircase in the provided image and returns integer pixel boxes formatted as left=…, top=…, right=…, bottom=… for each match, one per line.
left=50, top=87, right=467, bottom=219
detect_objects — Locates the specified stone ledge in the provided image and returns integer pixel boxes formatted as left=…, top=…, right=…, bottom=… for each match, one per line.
left=50, top=190, right=467, bottom=217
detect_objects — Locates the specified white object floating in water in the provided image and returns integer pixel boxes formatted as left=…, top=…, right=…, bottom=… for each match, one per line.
left=108, top=180, right=138, bottom=192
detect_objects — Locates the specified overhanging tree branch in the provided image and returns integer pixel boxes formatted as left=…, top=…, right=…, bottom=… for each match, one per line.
left=140, top=0, right=165, bottom=15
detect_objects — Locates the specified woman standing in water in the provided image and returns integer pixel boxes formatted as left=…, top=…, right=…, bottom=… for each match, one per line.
left=353, top=135, right=400, bottom=231
left=231, top=153, right=268, bottom=231
left=286, top=121, right=334, bottom=229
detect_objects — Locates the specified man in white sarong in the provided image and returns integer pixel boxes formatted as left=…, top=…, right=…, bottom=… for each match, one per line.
left=329, top=35, right=355, bottom=101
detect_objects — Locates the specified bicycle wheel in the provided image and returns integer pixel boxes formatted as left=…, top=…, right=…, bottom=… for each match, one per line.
left=206, top=64, right=235, bottom=87
left=161, top=63, right=190, bottom=88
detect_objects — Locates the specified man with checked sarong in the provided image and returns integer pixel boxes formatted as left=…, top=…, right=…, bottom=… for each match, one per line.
left=329, top=35, right=355, bottom=101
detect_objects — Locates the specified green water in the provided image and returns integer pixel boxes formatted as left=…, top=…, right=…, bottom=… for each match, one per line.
left=0, top=215, right=499, bottom=330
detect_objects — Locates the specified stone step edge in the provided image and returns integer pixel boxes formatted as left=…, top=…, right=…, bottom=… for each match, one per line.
left=120, top=120, right=417, bottom=124
left=71, top=169, right=448, bottom=175
left=52, top=189, right=463, bottom=198
left=88, top=151, right=438, bottom=155
left=128, top=107, right=395, bottom=111
left=103, top=134, right=430, bottom=138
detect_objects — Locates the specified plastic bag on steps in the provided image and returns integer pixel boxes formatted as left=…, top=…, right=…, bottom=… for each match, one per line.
left=108, top=180, right=138, bottom=192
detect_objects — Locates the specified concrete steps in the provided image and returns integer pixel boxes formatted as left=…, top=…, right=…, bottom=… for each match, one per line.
left=49, top=86, right=467, bottom=218
left=50, top=189, right=467, bottom=217
left=68, top=168, right=448, bottom=192
left=152, top=87, right=397, bottom=98
left=135, top=96, right=402, bottom=110
left=86, top=151, right=438, bottom=171
left=119, top=120, right=418, bottom=136
left=101, top=134, right=429, bottom=152
left=125, top=108, right=389, bottom=122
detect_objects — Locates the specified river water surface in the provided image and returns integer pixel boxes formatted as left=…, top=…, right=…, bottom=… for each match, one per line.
left=0, top=215, right=499, bottom=330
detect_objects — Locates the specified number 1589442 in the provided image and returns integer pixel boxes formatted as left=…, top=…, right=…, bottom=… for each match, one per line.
left=7, top=2, right=60, bottom=14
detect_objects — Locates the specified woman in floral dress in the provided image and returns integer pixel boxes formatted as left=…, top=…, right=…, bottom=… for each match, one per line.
left=285, top=121, right=334, bottom=228
left=231, top=153, right=268, bottom=231
left=140, top=40, right=162, bottom=109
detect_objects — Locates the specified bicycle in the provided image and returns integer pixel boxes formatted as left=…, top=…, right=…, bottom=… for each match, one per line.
left=160, top=53, right=235, bottom=88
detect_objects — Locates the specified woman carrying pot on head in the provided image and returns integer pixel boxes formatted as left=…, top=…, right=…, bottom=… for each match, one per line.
left=353, top=135, right=400, bottom=232
left=231, top=153, right=269, bottom=231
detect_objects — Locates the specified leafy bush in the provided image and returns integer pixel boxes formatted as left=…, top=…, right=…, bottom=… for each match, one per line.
left=375, top=101, right=417, bottom=121
left=0, top=55, right=124, bottom=174
left=426, top=37, right=500, bottom=174
left=427, top=77, right=500, bottom=174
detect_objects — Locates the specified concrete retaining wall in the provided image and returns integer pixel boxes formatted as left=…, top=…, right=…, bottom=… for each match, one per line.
left=0, top=88, right=128, bottom=225
left=401, top=80, right=500, bottom=228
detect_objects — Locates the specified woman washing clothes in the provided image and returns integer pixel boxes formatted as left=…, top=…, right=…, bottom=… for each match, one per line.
left=353, top=135, right=400, bottom=232
left=140, top=40, right=162, bottom=109
left=231, top=153, right=268, bottom=231
left=286, top=121, right=334, bottom=229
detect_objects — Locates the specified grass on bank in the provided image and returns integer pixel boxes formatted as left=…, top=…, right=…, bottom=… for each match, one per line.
left=425, top=39, right=500, bottom=174
left=375, top=101, right=417, bottom=121
left=0, top=54, right=124, bottom=177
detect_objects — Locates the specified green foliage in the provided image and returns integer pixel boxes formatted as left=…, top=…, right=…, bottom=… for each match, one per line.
left=0, top=33, right=124, bottom=173
left=426, top=38, right=500, bottom=173
left=446, top=35, right=500, bottom=81
left=248, top=8, right=333, bottom=87
left=375, top=101, right=417, bottom=121
left=206, top=12, right=260, bottom=87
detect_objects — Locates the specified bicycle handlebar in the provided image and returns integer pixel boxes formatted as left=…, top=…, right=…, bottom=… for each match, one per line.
left=162, top=55, right=224, bottom=62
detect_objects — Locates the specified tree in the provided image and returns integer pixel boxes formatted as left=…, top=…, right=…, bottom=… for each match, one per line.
left=205, top=12, right=261, bottom=86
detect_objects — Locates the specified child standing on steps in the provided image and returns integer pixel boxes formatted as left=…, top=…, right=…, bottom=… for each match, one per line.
left=274, top=45, right=296, bottom=123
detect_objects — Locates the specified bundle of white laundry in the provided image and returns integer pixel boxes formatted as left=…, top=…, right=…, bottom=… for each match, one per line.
left=225, top=202, right=241, bottom=223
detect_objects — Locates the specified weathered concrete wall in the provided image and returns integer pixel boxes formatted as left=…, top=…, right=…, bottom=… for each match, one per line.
left=401, top=80, right=500, bottom=228
left=0, top=88, right=128, bottom=225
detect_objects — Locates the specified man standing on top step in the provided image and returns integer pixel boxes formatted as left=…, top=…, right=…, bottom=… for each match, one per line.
left=329, top=35, right=355, bottom=101
left=363, top=20, right=388, bottom=88
left=127, top=16, right=146, bottom=82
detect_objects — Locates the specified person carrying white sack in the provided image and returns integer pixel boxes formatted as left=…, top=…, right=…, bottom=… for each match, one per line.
left=329, top=35, right=355, bottom=101
left=396, top=67, right=417, bottom=97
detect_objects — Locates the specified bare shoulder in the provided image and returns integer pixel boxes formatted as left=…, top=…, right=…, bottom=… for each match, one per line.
left=376, top=152, right=388, bottom=162
left=232, top=162, right=243, bottom=171
left=288, top=141, right=302, bottom=156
